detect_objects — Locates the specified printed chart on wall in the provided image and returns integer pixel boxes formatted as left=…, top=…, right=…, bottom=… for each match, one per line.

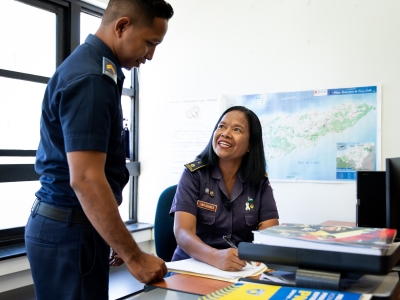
left=169, top=98, right=220, bottom=182
left=221, top=85, right=381, bottom=182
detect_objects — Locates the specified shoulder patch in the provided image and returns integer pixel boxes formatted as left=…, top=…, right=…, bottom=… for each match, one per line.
left=185, top=160, right=207, bottom=172
left=264, top=172, right=268, bottom=178
left=102, top=57, right=117, bottom=84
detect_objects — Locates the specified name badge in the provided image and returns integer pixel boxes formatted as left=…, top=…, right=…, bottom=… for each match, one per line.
left=197, top=200, right=217, bottom=212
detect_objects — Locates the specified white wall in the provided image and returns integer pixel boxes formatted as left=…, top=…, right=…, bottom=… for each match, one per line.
left=138, top=0, right=400, bottom=225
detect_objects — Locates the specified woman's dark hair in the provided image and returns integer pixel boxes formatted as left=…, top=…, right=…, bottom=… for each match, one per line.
left=197, top=106, right=267, bottom=186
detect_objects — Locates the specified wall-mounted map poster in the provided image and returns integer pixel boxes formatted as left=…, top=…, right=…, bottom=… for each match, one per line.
left=222, top=85, right=380, bottom=182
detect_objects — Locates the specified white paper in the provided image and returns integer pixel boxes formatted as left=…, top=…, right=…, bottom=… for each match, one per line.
left=166, top=258, right=266, bottom=279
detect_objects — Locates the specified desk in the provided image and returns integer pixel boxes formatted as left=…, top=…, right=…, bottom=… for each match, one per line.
left=151, top=273, right=400, bottom=300
left=152, top=274, right=232, bottom=295
left=150, top=221, right=400, bottom=299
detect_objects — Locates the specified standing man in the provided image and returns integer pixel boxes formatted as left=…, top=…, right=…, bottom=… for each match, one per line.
left=25, top=0, right=174, bottom=299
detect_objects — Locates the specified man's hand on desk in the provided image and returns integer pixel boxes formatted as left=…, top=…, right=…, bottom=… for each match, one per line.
left=125, top=251, right=168, bottom=284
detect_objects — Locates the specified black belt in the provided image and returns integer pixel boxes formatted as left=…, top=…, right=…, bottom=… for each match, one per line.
left=31, top=199, right=91, bottom=225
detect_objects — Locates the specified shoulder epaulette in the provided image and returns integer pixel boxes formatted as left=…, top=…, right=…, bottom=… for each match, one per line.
left=184, top=160, right=207, bottom=172
left=102, top=57, right=117, bottom=84
left=264, top=172, right=268, bottom=178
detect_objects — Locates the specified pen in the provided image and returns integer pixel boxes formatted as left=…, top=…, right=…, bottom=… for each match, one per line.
left=223, top=235, right=252, bottom=265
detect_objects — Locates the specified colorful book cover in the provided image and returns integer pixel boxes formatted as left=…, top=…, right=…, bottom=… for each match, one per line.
left=256, top=223, right=396, bottom=249
left=198, top=282, right=371, bottom=300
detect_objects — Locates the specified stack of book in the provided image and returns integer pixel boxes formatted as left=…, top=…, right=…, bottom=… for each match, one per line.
left=252, top=223, right=397, bottom=256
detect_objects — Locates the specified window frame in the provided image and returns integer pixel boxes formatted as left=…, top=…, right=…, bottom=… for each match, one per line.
left=0, top=0, right=140, bottom=258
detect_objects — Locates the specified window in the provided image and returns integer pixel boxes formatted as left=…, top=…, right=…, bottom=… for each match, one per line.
left=0, top=0, right=139, bottom=254
left=0, top=0, right=60, bottom=234
left=0, top=0, right=57, bottom=77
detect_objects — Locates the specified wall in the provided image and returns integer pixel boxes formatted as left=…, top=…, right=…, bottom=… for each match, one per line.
left=138, top=0, right=400, bottom=225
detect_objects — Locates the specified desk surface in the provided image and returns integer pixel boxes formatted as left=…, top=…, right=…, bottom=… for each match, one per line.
left=152, top=221, right=399, bottom=299
left=152, top=273, right=400, bottom=299
left=152, top=274, right=232, bottom=295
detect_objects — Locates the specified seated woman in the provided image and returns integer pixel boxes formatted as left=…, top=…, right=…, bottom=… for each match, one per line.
left=169, top=106, right=279, bottom=271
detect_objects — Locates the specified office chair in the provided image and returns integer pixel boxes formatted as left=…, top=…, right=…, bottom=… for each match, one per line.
left=154, top=185, right=178, bottom=262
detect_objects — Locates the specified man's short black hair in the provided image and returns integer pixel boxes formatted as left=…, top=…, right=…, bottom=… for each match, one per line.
left=102, top=0, right=174, bottom=26
left=197, top=106, right=267, bottom=186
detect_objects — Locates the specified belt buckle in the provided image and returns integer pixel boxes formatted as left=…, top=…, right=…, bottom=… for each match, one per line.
left=31, top=198, right=40, bottom=216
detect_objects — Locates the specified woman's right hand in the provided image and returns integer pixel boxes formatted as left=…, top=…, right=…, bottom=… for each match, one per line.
left=174, top=212, right=247, bottom=271
left=213, top=248, right=247, bottom=271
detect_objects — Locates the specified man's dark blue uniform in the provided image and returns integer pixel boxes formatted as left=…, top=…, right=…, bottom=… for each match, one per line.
left=25, top=34, right=128, bottom=299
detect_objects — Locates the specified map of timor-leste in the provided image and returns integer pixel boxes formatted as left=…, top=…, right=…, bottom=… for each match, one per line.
left=222, top=86, right=379, bottom=181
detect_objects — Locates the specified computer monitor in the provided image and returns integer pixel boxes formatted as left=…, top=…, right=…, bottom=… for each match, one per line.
left=386, top=157, right=400, bottom=241
left=356, top=171, right=386, bottom=228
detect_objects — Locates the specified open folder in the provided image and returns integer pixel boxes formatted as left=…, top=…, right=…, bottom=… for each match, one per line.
left=165, top=258, right=268, bottom=282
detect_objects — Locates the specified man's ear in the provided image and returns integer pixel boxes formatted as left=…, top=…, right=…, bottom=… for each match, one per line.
left=114, top=17, right=131, bottom=38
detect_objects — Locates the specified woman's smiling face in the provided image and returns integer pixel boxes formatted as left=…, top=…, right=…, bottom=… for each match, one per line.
left=212, top=110, right=250, bottom=163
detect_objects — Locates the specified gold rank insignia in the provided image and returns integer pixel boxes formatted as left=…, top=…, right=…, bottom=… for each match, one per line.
left=184, top=160, right=207, bottom=172
left=102, top=57, right=117, bottom=84
left=264, top=172, right=268, bottom=178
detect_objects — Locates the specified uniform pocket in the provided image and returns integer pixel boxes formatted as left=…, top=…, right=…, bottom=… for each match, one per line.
left=79, top=227, right=96, bottom=277
left=243, top=212, right=258, bottom=227
left=25, top=236, right=58, bottom=249
left=197, top=210, right=216, bottom=225
left=197, top=210, right=216, bottom=244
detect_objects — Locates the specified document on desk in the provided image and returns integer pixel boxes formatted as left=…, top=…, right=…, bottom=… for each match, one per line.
left=166, top=258, right=268, bottom=283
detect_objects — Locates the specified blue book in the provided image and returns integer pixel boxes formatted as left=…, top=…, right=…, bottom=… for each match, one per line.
left=198, top=282, right=371, bottom=300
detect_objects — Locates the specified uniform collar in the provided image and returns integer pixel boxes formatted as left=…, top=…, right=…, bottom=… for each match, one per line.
left=212, top=163, right=245, bottom=201
left=211, top=163, right=246, bottom=183
left=211, top=164, right=222, bottom=179
left=85, top=34, right=125, bottom=82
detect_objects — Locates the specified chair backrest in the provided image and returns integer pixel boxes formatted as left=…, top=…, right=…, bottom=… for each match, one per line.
left=154, top=185, right=178, bottom=262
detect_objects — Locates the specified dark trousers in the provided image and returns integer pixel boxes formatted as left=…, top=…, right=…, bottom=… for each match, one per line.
left=25, top=213, right=110, bottom=300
